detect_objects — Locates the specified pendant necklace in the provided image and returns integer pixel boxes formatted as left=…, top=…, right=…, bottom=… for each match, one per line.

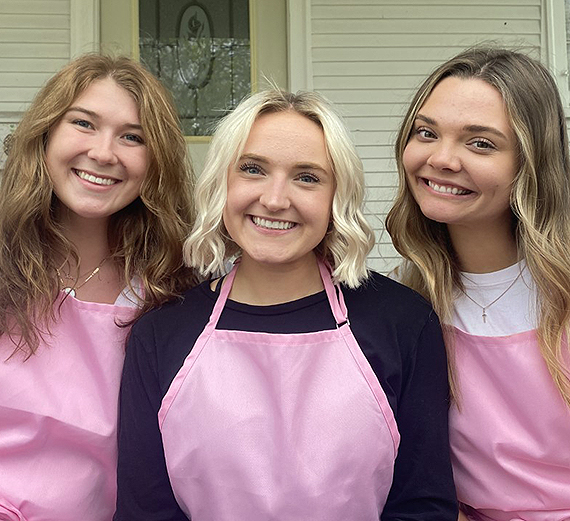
left=460, top=268, right=524, bottom=323
left=56, top=257, right=109, bottom=298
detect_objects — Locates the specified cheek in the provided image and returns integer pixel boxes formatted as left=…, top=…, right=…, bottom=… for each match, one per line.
left=402, top=143, right=419, bottom=176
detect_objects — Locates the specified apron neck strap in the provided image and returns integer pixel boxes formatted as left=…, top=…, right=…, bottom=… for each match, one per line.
left=208, top=258, right=348, bottom=328
left=317, top=260, right=349, bottom=325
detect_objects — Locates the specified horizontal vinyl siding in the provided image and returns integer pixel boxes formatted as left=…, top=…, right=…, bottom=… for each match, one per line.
left=311, top=0, right=541, bottom=274
left=0, top=0, right=70, bottom=115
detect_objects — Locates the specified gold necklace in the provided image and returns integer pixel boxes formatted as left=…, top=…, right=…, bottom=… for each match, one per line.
left=56, top=257, right=109, bottom=297
left=459, top=268, right=524, bottom=323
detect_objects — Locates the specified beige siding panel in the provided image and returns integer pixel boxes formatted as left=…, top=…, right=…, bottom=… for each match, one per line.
left=310, top=0, right=542, bottom=273
left=313, top=33, right=541, bottom=48
left=0, top=58, right=70, bottom=72
left=0, top=0, right=70, bottom=115
left=0, top=43, right=70, bottom=58
left=313, top=5, right=539, bottom=19
left=313, top=0, right=537, bottom=5
left=0, top=28, right=69, bottom=43
left=0, top=72, right=55, bottom=88
left=0, top=14, right=69, bottom=29
left=313, top=19, right=538, bottom=34
left=0, top=0, right=68, bottom=13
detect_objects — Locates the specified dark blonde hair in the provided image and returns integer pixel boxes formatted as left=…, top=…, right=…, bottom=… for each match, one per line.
left=184, top=89, right=375, bottom=288
left=0, top=54, right=197, bottom=357
left=386, top=47, right=570, bottom=405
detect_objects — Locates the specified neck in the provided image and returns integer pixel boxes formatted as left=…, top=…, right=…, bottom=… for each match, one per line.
left=448, top=221, right=518, bottom=274
left=229, top=254, right=324, bottom=305
left=57, top=211, right=111, bottom=269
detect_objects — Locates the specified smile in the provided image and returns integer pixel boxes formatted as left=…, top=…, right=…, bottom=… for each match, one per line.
left=251, top=216, right=295, bottom=230
left=426, top=179, right=472, bottom=195
left=73, top=168, right=118, bottom=186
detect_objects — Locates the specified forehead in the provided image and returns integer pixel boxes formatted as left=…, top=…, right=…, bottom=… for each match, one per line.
left=241, top=110, right=328, bottom=159
left=72, top=78, right=138, bottom=111
left=420, top=76, right=511, bottom=129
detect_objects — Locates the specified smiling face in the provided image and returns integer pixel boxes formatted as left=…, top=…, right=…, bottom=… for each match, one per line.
left=222, top=110, right=334, bottom=272
left=45, top=77, right=148, bottom=226
left=403, top=76, right=518, bottom=236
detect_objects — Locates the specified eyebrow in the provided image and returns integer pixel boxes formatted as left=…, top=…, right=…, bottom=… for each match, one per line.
left=239, top=153, right=329, bottom=173
left=415, top=114, right=508, bottom=140
left=66, top=106, right=143, bottom=131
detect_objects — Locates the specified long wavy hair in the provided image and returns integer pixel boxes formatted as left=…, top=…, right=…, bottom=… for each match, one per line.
left=0, top=54, right=197, bottom=357
left=183, top=89, right=375, bottom=288
left=386, top=47, right=570, bottom=406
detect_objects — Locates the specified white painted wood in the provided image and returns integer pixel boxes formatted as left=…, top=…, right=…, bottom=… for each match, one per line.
left=0, top=0, right=72, bottom=117
left=287, top=0, right=313, bottom=90
left=543, top=0, right=569, bottom=107
left=70, top=0, right=100, bottom=58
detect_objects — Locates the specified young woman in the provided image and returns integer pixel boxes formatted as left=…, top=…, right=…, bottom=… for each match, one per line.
left=115, top=89, right=457, bottom=521
left=386, top=47, right=570, bottom=520
left=0, top=54, right=196, bottom=520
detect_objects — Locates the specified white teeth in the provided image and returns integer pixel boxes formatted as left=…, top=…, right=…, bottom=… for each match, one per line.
left=427, top=180, right=470, bottom=195
left=252, top=216, right=295, bottom=230
left=74, top=169, right=117, bottom=186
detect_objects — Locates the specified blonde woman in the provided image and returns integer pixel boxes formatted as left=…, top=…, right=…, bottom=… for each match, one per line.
left=0, top=54, right=196, bottom=520
left=115, top=89, right=457, bottom=521
left=387, top=47, right=570, bottom=520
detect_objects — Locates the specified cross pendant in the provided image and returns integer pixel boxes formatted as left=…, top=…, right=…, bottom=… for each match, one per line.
left=482, top=309, right=487, bottom=323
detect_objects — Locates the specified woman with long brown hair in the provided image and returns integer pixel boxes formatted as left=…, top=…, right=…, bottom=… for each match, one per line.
left=387, top=47, right=570, bottom=520
left=0, top=54, right=196, bottom=520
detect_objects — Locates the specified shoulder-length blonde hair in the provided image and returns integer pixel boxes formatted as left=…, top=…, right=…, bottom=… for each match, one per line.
left=184, top=89, right=374, bottom=288
left=0, top=53, right=197, bottom=357
left=386, top=47, right=570, bottom=406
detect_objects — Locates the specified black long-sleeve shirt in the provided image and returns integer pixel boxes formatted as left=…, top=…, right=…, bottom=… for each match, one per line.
left=115, top=271, right=457, bottom=520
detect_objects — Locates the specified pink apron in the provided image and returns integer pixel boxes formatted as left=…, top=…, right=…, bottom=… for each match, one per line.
left=450, top=328, right=570, bottom=521
left=0, top=294, right=135, bottom=521
left=159, top=261, right=400, bottom=521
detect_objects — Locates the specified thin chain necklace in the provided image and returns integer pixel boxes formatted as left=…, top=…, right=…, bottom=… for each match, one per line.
left=56, top=257, right=109, bottom=297
left=460, top=268, right=524, bottom=323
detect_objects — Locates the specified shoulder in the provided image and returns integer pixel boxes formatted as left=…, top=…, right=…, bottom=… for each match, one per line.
left=343, top=270, right=434, bottom=322
left=130, top=280, right=215, bottom=346
left=342, top=271, right=441, bottom=360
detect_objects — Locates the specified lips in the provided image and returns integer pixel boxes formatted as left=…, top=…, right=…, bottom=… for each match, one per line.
left=425, top=179, right=472, bottom=195
left=73, top=168, right=118, bottom=186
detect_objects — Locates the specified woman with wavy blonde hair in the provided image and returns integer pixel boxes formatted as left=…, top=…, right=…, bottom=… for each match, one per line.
left=386, top=47, right=570, bottom=520
left=115, top=89, right=457, bottom=520
left=0, top=54, right=196, bottom=520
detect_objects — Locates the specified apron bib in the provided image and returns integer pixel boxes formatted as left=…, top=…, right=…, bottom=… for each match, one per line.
left=450, top=328, right=570, bottom=521
left=0, top=294, right=135, bottom=521
left=159, top=261, right=400, bottom=521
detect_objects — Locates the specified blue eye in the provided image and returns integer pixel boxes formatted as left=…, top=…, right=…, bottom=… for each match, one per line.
left=72, top=119, right=93, bottom=129
left=124, top=133, right=145, bottom=144
left=239, top=162, right=263, bottom=175
left=298, top=173, right=320, bottom=184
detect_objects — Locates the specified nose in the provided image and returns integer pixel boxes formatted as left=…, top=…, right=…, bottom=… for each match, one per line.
left=87, top=133, right=118, bottom=165
left=426, top=141, right=462, bottom=172
left=259, top=175, right=291, bottom=212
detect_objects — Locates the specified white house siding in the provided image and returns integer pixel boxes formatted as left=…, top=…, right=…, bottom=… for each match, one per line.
left=310, top=0, right=542, bottom=273
left=0, top=0, right=71, bottom=168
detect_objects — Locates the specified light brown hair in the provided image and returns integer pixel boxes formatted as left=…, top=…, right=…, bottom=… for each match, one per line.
left=386, top=47, right=570, bottom=405
left=0, top=54, right=197, bottom=357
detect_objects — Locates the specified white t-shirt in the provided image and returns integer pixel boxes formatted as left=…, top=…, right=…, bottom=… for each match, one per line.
left=452, top=261, right=536, bottom=336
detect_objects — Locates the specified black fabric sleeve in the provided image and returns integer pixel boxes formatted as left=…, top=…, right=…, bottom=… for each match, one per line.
left=381, top=311, right=458, bottom=521
left=114, top=324, right=188, bottom=521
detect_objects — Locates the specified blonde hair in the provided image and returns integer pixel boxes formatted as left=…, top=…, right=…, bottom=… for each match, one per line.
left=184, top=89, right=374, bottom=288
left=0, top=54, right=197, bottom=357
left=386, top=47, right=570, bottom=406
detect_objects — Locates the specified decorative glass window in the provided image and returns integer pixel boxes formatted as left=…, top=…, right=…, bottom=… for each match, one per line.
left=139, top=0, right=252, bottom=137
